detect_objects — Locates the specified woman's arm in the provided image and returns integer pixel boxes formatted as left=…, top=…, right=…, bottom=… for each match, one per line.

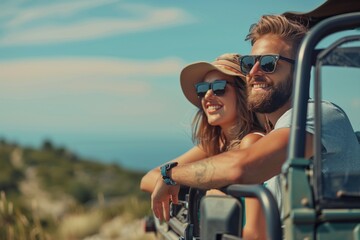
left=140, top=145, right=207, bottom=193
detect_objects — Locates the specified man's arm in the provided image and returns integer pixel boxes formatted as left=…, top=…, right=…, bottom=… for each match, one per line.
left=151, top=128, right=313, bottom=221
left=171, top=128, right=312, bottom=188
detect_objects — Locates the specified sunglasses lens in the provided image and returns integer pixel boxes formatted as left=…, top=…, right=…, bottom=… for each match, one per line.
left=195, top=80, right=228, bottom=98
left=241, top=55, right=279, bottom=74
left=195, top=82, right=209, bottom=98
left=260, top=55, right=277, bottom=73
left=212, top=80, right=227, bottom=96
left=241, top=56, right=255, bottom=75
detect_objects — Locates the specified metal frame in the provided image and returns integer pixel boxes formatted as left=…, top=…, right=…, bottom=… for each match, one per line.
left=314, top=35, right=360, bottom=208
left=282, top=11, right=360, bottom=240
left=286, top=12, right=360, bottom=163
left=226, top=184, right=282, bottom=240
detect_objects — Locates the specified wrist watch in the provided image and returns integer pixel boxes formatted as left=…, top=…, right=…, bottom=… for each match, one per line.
left=160, top=162, right=178, bottom=185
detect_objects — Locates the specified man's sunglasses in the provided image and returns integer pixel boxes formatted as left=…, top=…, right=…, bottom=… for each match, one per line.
left=195, top=80, right=236, bottom=98
left=239, top=54, right=295, bottom=75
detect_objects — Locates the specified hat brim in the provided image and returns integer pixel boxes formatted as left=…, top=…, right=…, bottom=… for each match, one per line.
left=180, top=62, right=245, bottom=108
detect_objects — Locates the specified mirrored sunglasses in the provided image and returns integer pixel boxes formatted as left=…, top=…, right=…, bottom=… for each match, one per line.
left=240, top=54, right=295, bottom=75
left=195, top=80, right=236, bottom=98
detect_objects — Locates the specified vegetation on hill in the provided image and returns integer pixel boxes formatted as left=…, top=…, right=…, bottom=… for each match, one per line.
left=0, top=138, right=153, bottom=240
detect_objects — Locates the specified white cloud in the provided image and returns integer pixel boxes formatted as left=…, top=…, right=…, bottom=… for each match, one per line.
left=0, top=2, right=195, bottom=45
left=0, top=57, right=184, bottom=95
left=0, top=57, right=183, bottom=79
left=5, top=0, right=117, bottom=28
left=0, top=56, right=190, bottom=134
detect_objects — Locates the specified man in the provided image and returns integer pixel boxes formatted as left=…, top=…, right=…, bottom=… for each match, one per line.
left=151, top=15, right=359, bottom=222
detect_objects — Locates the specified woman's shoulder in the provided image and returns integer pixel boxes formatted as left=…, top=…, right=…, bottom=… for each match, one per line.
left=249, top=131, right=266, bottom=137
left=239, top=132, right=265, bottom=149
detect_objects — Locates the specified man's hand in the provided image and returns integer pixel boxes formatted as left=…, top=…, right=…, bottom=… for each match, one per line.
left=151, top=178, right=180, bottom=221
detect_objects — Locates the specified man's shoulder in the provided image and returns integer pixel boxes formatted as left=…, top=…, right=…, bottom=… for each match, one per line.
left=307, top=99, right=345, bottom=113
left=307, top=100, right=350, bottom=123
left=274, top=99, right=348, bottom=130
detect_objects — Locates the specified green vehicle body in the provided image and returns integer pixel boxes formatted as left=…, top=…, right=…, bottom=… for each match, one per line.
left=279, top=11, right=360, bottom=240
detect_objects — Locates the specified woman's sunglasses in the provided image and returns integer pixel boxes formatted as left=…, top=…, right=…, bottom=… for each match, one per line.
left=195, top=80, right=236, bottom=98
left=239, top=54, right=295, bottom=75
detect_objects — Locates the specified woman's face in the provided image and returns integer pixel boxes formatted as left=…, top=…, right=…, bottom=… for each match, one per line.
left=201, top=70, right=239, bottom=131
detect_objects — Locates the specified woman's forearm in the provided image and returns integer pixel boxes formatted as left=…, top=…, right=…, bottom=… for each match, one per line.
left=140, top=168, right=160, bottom=193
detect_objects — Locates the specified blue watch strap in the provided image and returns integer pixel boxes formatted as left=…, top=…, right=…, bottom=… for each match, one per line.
left=160, top=162, right=178, bottom=185
left=163, top=177, right=176, bottom=185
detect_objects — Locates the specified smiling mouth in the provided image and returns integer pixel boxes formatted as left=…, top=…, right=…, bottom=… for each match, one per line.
left=253, top=83, right=270, bottom=89
left=206, top=104, right=222, bottom=113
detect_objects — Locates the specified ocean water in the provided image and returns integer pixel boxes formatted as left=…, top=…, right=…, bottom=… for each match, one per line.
left=2, top=132, right=194, bottom=172
left=67, top=136, right=194, bottom=171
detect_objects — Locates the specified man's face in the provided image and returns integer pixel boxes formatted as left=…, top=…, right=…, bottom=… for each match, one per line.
left=246, top=34, right=294, bottom=114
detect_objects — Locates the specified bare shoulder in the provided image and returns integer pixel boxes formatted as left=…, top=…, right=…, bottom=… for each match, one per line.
left=239, top=132, right=265, bottom=149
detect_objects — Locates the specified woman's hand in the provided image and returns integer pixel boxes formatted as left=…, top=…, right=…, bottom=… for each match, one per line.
left=151, top=179, right=180, bottom=222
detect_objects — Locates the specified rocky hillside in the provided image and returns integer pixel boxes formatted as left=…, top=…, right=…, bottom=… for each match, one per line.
left=0, top=138, right=156, bottom=240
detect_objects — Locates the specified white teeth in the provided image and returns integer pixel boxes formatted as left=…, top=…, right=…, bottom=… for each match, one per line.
left=207, top=105, right=221, bottom=110
left=253, top=83, right=268, bottom=88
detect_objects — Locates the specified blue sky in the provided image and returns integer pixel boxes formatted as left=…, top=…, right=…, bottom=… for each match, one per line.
left=0, top=0, right=359, bottom=169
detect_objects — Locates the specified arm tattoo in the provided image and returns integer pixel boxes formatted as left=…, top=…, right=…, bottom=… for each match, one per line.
left=193, top=160, right=215, bottom=187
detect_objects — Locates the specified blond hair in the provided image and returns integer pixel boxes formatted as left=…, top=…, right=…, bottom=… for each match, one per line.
left=191, top=77, right=264, bottom=156
left=246, top=15, right=308, bottom=57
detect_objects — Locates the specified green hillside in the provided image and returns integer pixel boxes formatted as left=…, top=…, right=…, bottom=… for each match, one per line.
left=0, top=138, right=153, bottom=239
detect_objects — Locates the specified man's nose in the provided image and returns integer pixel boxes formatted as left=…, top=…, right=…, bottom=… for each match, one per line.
left=248, top=61, right=263, bottom=77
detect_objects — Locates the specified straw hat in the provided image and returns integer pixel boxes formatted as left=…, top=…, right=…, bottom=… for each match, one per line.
left=180, top=53, right=246, bottom=108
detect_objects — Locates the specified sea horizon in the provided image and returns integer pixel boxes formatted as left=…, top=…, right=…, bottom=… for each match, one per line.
left=1, top=131, right=194, bottom=172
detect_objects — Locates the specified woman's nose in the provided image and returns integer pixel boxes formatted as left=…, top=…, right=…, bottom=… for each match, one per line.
left=204, top=89, right=215, bottom=100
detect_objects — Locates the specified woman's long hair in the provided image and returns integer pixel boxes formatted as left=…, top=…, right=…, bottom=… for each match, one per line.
left=192, top=76, right=264, bottom=156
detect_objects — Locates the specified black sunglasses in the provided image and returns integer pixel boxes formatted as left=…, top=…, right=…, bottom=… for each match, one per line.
left=195, top=80, right=237, bottom=98
left=239, top=54, right=295, bottom=75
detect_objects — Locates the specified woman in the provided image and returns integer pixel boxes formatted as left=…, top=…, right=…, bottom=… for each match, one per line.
left=141, top=53, right=268, bottom=240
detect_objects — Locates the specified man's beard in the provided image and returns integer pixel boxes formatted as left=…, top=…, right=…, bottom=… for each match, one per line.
left=247, top=76, right=292, bottom=114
